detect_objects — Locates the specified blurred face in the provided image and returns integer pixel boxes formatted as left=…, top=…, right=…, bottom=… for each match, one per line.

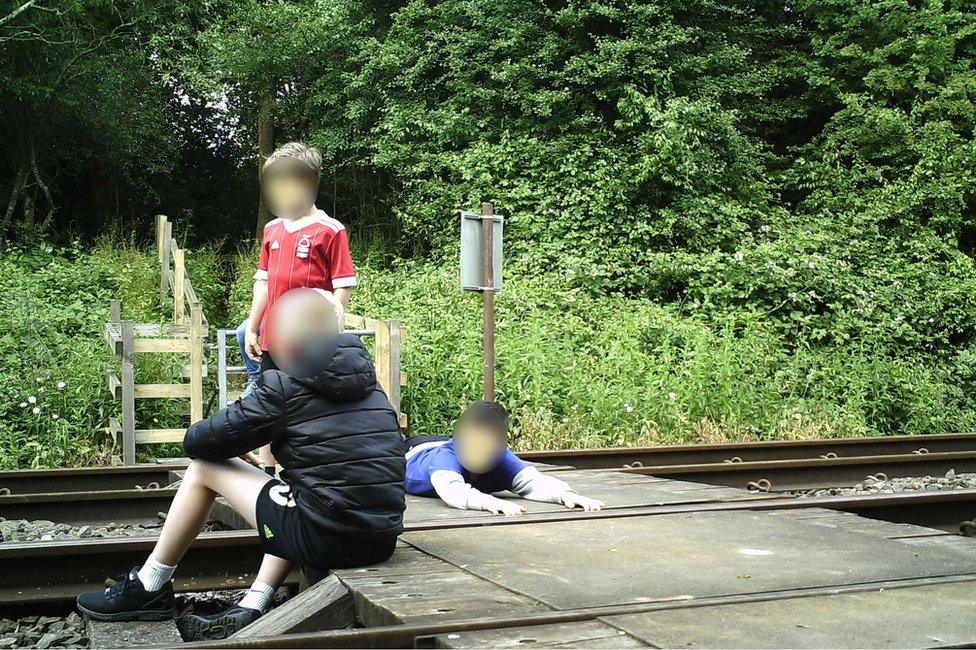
left=266, top=288, right=344, bottom=374
left=261, top=159, right=317, bottom=220
left=454, top=421, right=506, bottom=473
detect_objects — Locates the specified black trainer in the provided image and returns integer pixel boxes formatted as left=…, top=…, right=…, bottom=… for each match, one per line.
left=76, top=567, right=175, bottom=622
left=177, top=605, right=262, bottom=640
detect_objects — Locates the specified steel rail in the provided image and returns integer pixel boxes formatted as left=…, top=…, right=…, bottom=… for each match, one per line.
left=0, top=463, right=185, bottom=495
left=2, top=433, right=974, bottom=495
left=187, top=573, right=976, bottom=649
left=0, top=530, right=298, bottom=605
left=519, top=432, right=976, bottom=468
left=0, top=488, right=179, bottom=525
left=4, top=490, right=976, bottom=606
left=1, top=432, right=974, bottom=495
left=618, top=450, right=976, bottom=491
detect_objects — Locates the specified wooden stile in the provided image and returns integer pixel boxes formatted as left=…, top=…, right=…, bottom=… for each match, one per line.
left=108, top=214, right=409, bottom=465
left=173, top=248, right=185, bottom=324
left=120, top=322, right=136, bottom=465
left=189, top=303, right=204, bottom=423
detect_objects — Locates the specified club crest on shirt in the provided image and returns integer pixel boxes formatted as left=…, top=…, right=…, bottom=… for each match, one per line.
left=270, top=240, right=280, bottom=250
left=296, top=234, right=312, bottom=259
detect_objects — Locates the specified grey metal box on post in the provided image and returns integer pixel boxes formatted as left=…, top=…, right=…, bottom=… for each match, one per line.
left=460, top=210, right=503, bottom=292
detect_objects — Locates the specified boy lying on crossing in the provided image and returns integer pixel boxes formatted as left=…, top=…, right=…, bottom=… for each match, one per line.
left=405, top=401, right=604, bottom=515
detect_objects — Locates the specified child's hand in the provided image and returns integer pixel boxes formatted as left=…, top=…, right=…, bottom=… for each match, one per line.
left=485, top=499, right=526, bottom=517
left=561, top=493, right=604, bottom=512
left=239, top=452, right=262, bottom=467
left=245, top=328, right=262, bottom=362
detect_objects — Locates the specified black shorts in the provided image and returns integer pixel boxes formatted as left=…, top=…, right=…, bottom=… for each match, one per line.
left=255, top=479, right=397, bottom=572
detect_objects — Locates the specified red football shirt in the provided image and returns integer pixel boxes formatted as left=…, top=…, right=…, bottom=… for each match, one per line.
left=255, top=209, right=357, bottom=350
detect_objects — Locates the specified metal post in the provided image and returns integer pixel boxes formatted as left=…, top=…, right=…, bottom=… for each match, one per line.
left=121, top=321, right=136, bottom=465
left=189, top=303, right=204, bottom=423
left=481, top=202, right=495, bottom=401
left=217, top=329, right=228, bottom=409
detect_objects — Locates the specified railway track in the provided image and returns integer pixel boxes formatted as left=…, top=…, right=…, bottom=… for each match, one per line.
left=187, top=573, right=976, bottom=649
left=0, top=463, right=184, bottom=495
left=519, top=432, right=976, bottom=468
left=616, top=450, right=976, bottom=491
left=2, top=434, right=976, bottom=612
left=2, top=433, right=973, bottom=496
left=3, top=488, right=975, bottom=607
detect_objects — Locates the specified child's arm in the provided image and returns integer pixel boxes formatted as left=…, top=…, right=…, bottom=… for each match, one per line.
left=334, top=287, right=352, bottom=309
left=184, top=372, right=287, bottom=460
left=510, top=466, right=605, bottom=511
left=430, top=470, right=526, bottom=516
left=244, top=279, right=269, bottom=362
left=327, top=226, right=356, bottom=312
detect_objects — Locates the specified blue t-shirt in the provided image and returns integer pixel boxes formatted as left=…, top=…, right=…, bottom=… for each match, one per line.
left=405, top=440, right=528, bottom=497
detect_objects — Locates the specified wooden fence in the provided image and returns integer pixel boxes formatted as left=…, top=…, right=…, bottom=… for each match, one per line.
left=106, top=215, right=406, bottom=465
left=105, top=215, right=207, bottom=464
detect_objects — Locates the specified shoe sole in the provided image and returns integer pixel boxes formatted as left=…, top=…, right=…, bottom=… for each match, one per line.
left=177, top=613, right=252, bottom=641
left=76, top=602, right=175, bottom=622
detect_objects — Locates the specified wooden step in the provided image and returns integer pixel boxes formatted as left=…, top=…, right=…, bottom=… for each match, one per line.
left=105, top=321, right=209, bottom=356
left=232, top=574, right=354, bottom=638
left=106, top=373, right=192, bottom=399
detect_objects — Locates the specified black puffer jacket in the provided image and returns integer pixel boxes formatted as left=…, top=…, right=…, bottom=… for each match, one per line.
left=184, top=334, right=406, bottom=539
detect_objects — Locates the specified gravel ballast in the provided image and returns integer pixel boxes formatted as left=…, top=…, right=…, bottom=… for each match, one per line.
left=0, top=517, right=233, bottom=543
left=792, top=469, right=976, bottom=498
left=0, top=613, right=86, bottom=649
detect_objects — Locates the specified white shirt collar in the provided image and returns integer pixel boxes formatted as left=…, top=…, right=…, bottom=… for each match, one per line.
left=281, top=208, right=324, bottom=233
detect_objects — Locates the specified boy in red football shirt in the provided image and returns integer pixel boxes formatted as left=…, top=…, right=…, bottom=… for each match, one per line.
left=243, top=141, right=357, bottom=368
left=242, top=142, right=358, bottom=470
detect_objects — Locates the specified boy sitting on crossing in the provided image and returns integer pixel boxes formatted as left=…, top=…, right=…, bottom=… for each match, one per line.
left=405, top=401, right=604, bottom=515
left=77, top=289, right=405, bottom=640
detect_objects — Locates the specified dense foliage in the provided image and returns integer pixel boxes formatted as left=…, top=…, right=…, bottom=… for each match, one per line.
left=1, top=0, right=976, bottom=465
left=0, top=240, right=225, bottom=467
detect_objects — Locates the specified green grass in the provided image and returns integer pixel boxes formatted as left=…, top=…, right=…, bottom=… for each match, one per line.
left=2, top=238, right=972, bottom=469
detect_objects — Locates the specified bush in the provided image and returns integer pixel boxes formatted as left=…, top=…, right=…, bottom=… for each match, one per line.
left=0, top=238, right=224, bottom=468
left=347, top=258, right=976, bottom=448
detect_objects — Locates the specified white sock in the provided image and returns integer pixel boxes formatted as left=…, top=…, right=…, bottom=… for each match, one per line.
left=137, top=556, right=176, bottom=592
left=238, top=581, right=275, bottom=612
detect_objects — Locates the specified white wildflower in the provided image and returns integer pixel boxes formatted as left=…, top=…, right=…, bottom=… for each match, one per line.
left=668, top=392, right=677, bottom=401
left=32, top=407, right=40, bottom=415
left=57, top=381, right=66, bottom=389
left=27, top=396, right=36, bottom=404
left=562, top=417, right=568, bottom=423
left=35, top=377, right=42, bottom=383
left=624, top=403, right=634, bottom=413
left=571, top=404, right=578, bottom=411
left=52, top=414, right=59, bottom=420
left=19, top=402, right=27, bottom=408
left=734, top=252, right=744, bottom=262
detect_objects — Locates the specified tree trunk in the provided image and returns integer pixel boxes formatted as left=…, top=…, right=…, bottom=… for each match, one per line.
left=30, top=143, right=56, bottom=230
left=254, top=86, right=275, bottom=240
left=0, top=155, right=28, bottom=237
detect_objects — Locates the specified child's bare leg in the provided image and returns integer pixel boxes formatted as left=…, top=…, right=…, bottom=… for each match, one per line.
left=256, top=554, right=292, bottom=586
left=238, top=554, right=293, bottom=612
left=258, top=445, right=276, bottom=473
left=149, top=458, right=272, bottom=566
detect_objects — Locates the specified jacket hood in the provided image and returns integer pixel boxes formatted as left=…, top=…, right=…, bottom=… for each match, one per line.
left=291, top=333, right=377, bottom=401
